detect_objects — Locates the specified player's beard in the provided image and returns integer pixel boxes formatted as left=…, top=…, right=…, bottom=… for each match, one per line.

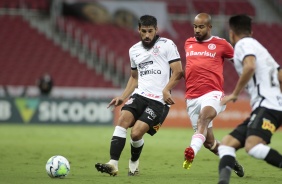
left=142, top=35, right=159, bottom=49
left=195, top=32, right=208, bottom=41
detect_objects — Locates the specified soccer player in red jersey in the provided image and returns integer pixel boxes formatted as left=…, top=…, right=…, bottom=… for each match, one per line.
left=182, top=13, right=244, bottom=177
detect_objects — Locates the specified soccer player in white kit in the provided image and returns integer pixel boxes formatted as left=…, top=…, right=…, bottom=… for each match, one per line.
left=218, top=14, right=282, bottom=184
left=95, top=15, right=183, bottom=176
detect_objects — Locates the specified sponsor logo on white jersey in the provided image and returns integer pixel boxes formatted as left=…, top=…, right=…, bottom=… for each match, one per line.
left=140, top=69, right=162, bottom=77
left=138, top=61, right=153, bottom=69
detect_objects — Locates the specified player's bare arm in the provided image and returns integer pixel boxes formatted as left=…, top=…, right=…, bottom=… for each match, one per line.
left=162, top=60, right=183, bottom=105
left=278, top=67, right=282, bottom=92
left=107, top=70, right=138, bottom=108
left=221, top=56, right=256, bottom=105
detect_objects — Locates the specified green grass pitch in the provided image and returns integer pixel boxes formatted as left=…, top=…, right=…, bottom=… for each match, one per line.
left=0, top=124, right=281, bottom=184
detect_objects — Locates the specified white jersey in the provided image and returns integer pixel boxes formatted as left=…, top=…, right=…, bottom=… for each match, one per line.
left=233, top=37, right=282, bottom=111
left=129, top=36, right=180, bottom=104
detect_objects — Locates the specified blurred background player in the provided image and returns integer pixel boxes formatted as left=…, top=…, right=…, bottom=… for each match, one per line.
left=95, top=15, right=183, bottom=176
left=182, top=13, right=244, bottom=177
left=37, top=73, right=53, bottom=96
left=218, top=14, right=282, bottom=184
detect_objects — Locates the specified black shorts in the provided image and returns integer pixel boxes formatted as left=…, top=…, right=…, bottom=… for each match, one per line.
left=121, top=94, right=170, bottom=136
left=230, top=107, right=282, bottom=146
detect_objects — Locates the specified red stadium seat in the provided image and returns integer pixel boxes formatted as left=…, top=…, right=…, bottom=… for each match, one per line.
left=224, top=1, right=256, bottom=16
left=192, top=0, right=220, bottom=15
left=0, top=15, right=117, bottom=88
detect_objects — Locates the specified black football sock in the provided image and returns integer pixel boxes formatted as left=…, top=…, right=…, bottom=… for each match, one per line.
left=264, top=148, right=282, bottom=168
left=218, top=155, right=235, bottom=184
left=131, top=143, right=144, bottom=161
left=110, top=136, right=126, bottom=160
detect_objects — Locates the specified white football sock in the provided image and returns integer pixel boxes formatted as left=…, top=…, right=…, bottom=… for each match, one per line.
left=113, top=126, right=127, bottom=138
left=190, top=133, right=206, bottom=155
left=218, top=145, right=236, bottom=159
left=248, top=143, right=270, bottom=159
left=130, top=139, right=144, bottom=148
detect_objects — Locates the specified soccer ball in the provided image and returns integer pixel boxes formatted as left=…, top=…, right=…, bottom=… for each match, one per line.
left=45, top=155, right=70, bottom=178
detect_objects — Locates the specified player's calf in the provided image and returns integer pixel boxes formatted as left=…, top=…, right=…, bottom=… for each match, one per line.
left=205, top=139, right=219, bottom=155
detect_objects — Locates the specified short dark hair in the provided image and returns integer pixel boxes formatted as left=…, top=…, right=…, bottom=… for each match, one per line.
left=138, top=15, right=157, bottom=28
left=229, top=14, right=252, bottom=35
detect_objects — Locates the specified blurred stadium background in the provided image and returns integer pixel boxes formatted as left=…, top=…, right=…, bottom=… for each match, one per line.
left=0, top=0, right=281, bottom=127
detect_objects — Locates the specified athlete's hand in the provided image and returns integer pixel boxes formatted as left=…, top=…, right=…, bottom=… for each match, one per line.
left=163, top=90, right=175, bottom=105
left=220, top=94, right=238, bottom=105
left=107, top=97, right=124, bottom=110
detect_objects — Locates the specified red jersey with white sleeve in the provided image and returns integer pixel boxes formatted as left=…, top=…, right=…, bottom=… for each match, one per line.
left=184, top=36, right=233, bottom=99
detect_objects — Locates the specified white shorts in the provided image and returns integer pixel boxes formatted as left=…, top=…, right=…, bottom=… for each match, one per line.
left=186, top=91, right=226, bottom=131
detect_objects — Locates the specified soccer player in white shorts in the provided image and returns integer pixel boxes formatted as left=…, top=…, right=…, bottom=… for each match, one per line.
left=183, top=13, right=244, bottom=177
left=187, top=91, right=225, bottom=131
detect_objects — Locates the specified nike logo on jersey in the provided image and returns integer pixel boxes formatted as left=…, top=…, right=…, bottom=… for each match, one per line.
left=189, top=45, right=193, bottom=49
left=136, top=54, right=141, bottom=57
left=147, top=116, right=153, bottom=120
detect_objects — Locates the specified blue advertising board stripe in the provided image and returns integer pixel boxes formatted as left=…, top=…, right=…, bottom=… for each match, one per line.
left=0, top=97, right=113, bottom=125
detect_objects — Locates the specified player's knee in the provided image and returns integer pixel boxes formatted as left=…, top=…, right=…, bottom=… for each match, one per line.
left=244, top=137, right=262, bottom=153
left=130, top=130, right=142, bottom=141
left=244, top=142, right=253, bottom=153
